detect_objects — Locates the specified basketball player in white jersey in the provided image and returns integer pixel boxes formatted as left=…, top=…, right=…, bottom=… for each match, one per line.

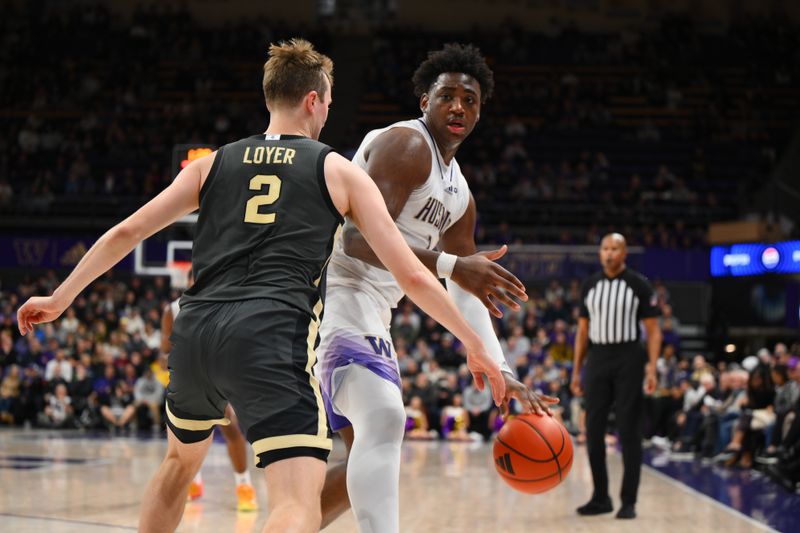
left=159, top=270, right=258, bottom=512
left=318, top=44, right=558, bottom=532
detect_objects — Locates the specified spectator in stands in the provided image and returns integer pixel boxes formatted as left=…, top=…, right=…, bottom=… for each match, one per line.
left=435, top=333, right=461, bottom=370
left=775, top=343, right=791, bottom=365
left=404, top=396, right=434, bottom=440
left=0, top=330, right=18, bottom=369
left=761, top=364, right=799, bottom=457
left=672, top=373, right=716, bottom=453
left=39, top=383, right=74, bottom=429
left=501, top=326, right=531, bottom=367
left=59, top=308, right=80, bottom=337
left=142, top=321, right=161, bottom=351
left=418, top=316, right=444, bottom=345
left=16, top=365, right=45, bottom=426
left=100, top=382, right=136, bottom=430
left=441, top=393, right=471, bottom=442
left=393, top=300, right=422, bottom=345
left=716, top=365, right=775, bottom=468
left=45, top=349, right=73, bottom=383
left=646, top=343, right=681, bottom=440
left=69, top=364, right=97, bottom=428
left=463, top=378, right=494, bottom=441
left=410, top=373, right=439, bottom=433
left=134, top=366, right=164, bottom=430
left=93, top=363, right=118, bottom=400
left=548, top=331, right=574, bottom=365
left=0, top=365, right=21, bottom=424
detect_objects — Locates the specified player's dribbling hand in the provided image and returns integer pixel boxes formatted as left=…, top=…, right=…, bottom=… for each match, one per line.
left=570, top=374, right=583, bottom=397
left=501, top=373, right=559, bottom=418
left=465, top=344, right=506, bottom=406
left=17, top=296, right=67, bottom=336
left=451, top=245, right=527, bottom=318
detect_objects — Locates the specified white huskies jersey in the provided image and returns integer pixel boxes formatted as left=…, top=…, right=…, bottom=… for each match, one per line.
left=325, top=118, right=471, bottom=312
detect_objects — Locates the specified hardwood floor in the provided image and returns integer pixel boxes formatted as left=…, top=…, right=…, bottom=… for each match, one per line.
left=0, top=428, right=774, bottom=532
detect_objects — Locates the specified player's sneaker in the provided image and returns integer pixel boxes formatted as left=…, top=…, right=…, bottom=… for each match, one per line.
left=187, top=479, right=204, bottom=501
left=236, top=483, right=258, bottom=512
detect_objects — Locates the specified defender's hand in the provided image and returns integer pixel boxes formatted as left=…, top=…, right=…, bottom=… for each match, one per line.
left=451, top=245, right=527, bottom=318
left=466, top=343, right=506, bottom=406
left=17, top=296, right=68, bottom=336
left=501, top=373, right=559, bottom=418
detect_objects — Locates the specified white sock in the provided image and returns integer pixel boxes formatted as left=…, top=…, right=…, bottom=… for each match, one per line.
left=334, top=364, right=405, bottom=533
left=193, top=471, right=202, bottom=484
left=234, top=470, right=252, bottom=487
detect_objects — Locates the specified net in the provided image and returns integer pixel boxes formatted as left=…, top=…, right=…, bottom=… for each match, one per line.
left=168, top=261, right=192, bottom=290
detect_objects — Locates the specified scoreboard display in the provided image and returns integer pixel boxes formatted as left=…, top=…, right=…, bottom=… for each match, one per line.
left=171, top=144, right=216, bottom=177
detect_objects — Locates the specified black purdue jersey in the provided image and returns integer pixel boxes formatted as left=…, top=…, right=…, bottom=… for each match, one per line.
left=579, top=268, right=660, bottom=345
left=181, top=134, right=343, bottom=316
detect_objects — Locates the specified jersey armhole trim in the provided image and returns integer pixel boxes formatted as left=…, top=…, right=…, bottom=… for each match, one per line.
left=317, top=147, right=344, bottom=224
left=199, top=146, right=225, bottom=202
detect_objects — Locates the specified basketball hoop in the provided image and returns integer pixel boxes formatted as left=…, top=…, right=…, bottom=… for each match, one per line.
left=168, top=261, right=192, bottom=289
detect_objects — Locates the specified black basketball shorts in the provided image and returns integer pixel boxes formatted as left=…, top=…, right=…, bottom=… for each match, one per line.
left=165, top=298, right=331, bottom=467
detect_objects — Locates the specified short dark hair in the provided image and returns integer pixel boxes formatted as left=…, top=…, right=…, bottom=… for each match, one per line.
left=412, top=43, right=494, bottom=103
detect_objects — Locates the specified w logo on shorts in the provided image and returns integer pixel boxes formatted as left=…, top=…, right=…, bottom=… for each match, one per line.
left=364, top=336, right=392, bottom=358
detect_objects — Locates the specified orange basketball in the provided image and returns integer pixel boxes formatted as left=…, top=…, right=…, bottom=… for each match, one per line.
left=493, top=413, right=573, bottom=494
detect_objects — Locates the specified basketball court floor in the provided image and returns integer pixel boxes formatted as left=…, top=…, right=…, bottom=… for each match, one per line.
left=0, top=428, right=793, bottom=532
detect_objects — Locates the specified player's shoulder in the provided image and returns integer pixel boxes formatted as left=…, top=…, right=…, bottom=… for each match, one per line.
left=368, top=125, right=429, bottom=161
left=362, top=124, right=431, bottom=187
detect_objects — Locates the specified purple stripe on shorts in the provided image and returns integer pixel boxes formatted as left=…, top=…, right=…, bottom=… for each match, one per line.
left=318, top=335, right=401, bottom=432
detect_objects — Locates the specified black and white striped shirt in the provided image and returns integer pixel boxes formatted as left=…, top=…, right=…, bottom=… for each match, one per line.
left=579, top=269, right=660, bottom=345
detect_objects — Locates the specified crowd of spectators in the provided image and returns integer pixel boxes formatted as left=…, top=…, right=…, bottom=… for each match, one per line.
left=0, top=269, right=798, bottom=491
left=645, top=345, right=800, bottom=492
left=358, top=16, right=798, bottom=245
left=0, top=271, right=177, bottom=432
left=0, top=3, right=329, bottom=216
left=2, top=5, right=798, bottom=245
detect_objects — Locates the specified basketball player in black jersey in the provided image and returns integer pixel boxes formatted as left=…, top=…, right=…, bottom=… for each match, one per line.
left=17, top=39, right=505, bottom=533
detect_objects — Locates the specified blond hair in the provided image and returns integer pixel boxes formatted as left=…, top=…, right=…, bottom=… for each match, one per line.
left=262, top=38, right=334, bottom=108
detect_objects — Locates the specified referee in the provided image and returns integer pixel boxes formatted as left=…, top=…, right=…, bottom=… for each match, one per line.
left=571, top=233, right=662, bottom=520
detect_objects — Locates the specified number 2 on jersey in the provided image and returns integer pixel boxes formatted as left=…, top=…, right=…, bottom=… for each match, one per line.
left=244, top=174, right=282, bottom=224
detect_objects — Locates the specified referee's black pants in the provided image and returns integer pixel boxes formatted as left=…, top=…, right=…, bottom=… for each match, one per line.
left=584, top=344, right=646, bottom=506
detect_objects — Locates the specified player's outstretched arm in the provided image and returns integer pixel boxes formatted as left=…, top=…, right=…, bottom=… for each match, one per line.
left=324, top=152, right=505, bottom=404
left=17, top=154, right=214, bottom=336
left=439, top=200, right=556, bottom=415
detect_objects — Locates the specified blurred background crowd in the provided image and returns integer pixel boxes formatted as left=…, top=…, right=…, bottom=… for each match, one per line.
left=1, top=271, right=798, bottom=490
left=2, top=4, right=797, bottom=245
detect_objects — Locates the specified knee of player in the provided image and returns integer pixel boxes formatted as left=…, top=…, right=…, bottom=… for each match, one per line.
left=161, top=454, right=200, bottom=482
left=368, top=403, right=407, bottom=442
left=272, top=500, right=322, bottom=530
